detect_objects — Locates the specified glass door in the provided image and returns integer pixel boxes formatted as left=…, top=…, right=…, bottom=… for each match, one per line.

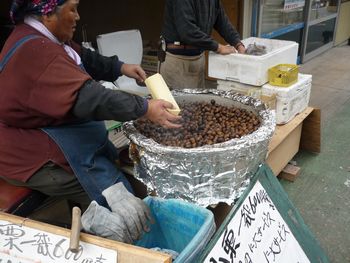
left=302, top=0, right=340, bottom=62
left=255, top=0, right=307, bottom=61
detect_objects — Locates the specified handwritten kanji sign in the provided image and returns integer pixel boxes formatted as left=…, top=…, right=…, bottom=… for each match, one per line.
left=203, top=181, right=310, bottom=263
left=0, top=220, right=117, bottom=263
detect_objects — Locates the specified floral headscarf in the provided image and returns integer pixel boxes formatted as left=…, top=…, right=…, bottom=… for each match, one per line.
left=10, top=0, right=66, bottom=24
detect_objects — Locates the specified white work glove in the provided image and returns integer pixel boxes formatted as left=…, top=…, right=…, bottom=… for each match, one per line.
left=102, top=183, right=153, bottom=241
left=81, top=201, right=133, bottom=244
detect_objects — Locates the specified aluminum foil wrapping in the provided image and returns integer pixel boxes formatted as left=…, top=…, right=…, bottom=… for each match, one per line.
left=123, top=89, right=275, bottom=207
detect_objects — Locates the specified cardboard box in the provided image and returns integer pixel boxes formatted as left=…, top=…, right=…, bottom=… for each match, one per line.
left=142, top=54, right=159, bottom=75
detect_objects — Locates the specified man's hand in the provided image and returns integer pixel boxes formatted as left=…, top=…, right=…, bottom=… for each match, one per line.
left=236, top=44, right=246, bottom=54
left=121, top=64, right=147, bottom=83
left=144, top=99, right=182, bottom=129
left=102, top=183, right=153, bottom=241
left=216, top=43, right=237, bottom=55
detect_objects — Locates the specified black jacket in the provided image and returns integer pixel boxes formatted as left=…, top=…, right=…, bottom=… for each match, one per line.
left=162, top=0, right=242, bottom=51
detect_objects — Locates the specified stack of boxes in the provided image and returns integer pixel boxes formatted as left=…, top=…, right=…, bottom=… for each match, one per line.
left=262, top=73, right=312, bottom=124
left=105, top=120, right=129, bottom=149
left=141, top=53, right=159, bottom=77
left=208, top=37, right=312, bottom=125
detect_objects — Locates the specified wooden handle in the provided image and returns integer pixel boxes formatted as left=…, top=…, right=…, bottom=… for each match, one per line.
left=69, top=206, right=81, bottom=253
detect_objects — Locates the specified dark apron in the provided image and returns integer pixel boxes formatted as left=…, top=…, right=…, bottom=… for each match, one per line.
left=1, top=34, right=133, bottom=208
left=42, top=121, right=133, bottom=207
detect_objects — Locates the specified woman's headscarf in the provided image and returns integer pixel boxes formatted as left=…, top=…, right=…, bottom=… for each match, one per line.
left=10, top=0, right=66, bottom=24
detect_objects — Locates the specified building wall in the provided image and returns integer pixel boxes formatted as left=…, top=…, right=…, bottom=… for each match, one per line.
left=75, top=0, right=165, bottom=48
left=0, top=0, right=166, bottom=49
left=77, top=0, right=241, bottom=48
left=335, top=1, right=350, bottom=45
left=0, top=0, right=242, bottom=50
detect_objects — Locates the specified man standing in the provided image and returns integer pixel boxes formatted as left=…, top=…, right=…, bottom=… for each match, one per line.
left=160, top=0, right=246, bottom=90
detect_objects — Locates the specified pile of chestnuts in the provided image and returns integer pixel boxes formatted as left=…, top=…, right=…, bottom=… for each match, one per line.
left=134, top=100, right=261, bottom=148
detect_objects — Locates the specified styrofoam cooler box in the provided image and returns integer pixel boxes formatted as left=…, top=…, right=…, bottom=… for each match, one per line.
left=262, top=74, right=312, bottom=124
left=217, top=79, right=264, bottom=101
left=208, top=37, right=299, bottom=86
left=217, top=79, right=261, bottom=97
left=216, top=79, right=277, bottom=110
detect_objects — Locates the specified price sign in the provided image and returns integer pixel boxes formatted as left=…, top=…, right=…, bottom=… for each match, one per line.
left=203, top=181, right=309, bottom=262
left=200, top=164, right=329, bottom=263
left=0, top=220, right=117, bottom=263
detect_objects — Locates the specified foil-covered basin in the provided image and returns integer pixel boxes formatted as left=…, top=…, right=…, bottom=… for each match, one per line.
left=123, top=89, right=275, bottom=206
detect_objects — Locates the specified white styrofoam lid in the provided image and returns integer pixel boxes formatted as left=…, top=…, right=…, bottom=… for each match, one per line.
left=96, top=29, right=142, bottom=63
left=96, top=29, right=146, bottom=95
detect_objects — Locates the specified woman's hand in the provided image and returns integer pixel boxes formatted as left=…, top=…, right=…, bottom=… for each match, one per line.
left=121, top=64, right=147, bottom=83
left=144, top=99, right=182, bottom=129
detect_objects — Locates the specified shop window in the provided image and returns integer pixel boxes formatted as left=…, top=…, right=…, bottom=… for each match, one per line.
left=310, top=0, right=339, bottom=20
left=261, top=0, right=305, bottom=34
left=306, top=17, right=336, bottom=53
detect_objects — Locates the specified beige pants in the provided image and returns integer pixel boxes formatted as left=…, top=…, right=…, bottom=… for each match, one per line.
left=160, top=52, right=205, bottom=90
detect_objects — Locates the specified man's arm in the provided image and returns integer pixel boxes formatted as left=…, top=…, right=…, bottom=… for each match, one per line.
left=213, top=1, right=243, bottom=49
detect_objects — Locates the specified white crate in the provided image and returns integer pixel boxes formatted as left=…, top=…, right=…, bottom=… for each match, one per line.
left=262, top=74, right=312, bottom=124
left=217, top=79, right=256, bottom=90
left=217, top=79, right=261, bottom=98
left=208, top=37, right=299, bottom=86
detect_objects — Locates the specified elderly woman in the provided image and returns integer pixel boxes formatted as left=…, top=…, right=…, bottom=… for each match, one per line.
left=0, top=0, right=181, bottom=243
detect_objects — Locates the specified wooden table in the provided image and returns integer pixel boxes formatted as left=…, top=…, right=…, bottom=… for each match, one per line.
left=267, top=107, right=321, bottom=175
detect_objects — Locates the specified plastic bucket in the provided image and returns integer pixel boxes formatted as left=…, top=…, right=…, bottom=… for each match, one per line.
left=135, top=196, right=216, bottom=262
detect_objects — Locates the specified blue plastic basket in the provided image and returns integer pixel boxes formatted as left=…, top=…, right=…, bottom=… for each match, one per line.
left=135, top=196, right=216, bottom=263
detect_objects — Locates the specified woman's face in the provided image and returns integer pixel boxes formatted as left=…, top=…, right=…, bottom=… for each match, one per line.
left=44, top=0, right=80, bottom=42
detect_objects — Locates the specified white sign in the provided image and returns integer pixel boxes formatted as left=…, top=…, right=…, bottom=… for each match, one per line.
left=284, top=0, right=305, bottom=10
left=204, top=181, right=310, bottom=263
left=0, top=220, right=117, bottom=263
